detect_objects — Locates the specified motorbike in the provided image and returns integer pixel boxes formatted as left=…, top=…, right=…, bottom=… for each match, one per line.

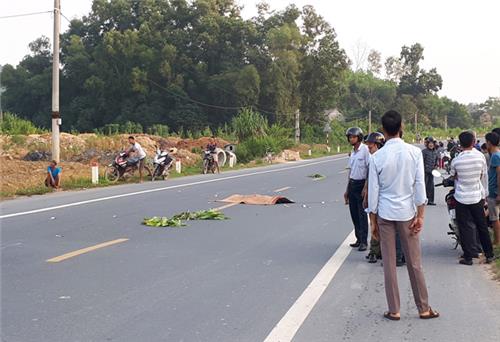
left=441, top=151, right=452, bottom=173
left=433, top=169, right=460, bottom=248
left=104, top=152, right=152, bottom=182
left=151, top=148, right=174, bottom=181
left=202, top=151, right=218, bottom=174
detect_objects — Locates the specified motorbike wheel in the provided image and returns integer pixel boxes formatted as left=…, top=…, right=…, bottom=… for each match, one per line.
left=105, top=166, right=121, bottom=183
left=202, top=159, right=209, bottom=174
left=151, top=165, right=162, bottom=181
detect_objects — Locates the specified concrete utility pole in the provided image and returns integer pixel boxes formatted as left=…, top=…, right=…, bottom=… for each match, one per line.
left=294, top=109, right=300, bottom=144
left=444, top=115, right=448, bottom=131
left=51, top=0, right=61, bottom=162
left=414, top=111, right=418, bottom=134
left=368, top=110, right=372, bottom=133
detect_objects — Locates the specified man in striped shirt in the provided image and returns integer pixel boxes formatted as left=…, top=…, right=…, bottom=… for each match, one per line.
left=450, top=131, right=495, bottom=265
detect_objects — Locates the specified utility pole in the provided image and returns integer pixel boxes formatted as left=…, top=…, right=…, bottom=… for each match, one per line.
left=51, top=0, right=61, bottom=162
left=444, top=115, right=448, bottom=131
left=368, top=110, right=372, bottom=133
left=294, top=109, right=300, bottom=144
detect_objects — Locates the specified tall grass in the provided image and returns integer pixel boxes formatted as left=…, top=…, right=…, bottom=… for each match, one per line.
left=0, top=112, right=45, bottom=135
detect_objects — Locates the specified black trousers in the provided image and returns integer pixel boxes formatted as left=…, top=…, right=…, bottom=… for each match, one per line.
left=424, top=172, right=435, bottom=203
left=456, top=200, right=494, bottom=261
left=348, top=179, right=368, bottom=244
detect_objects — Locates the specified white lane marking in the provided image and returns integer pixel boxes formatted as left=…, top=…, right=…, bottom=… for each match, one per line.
left=274, top=186, right=291, bottom=193
left=263, top=230, right=355, bottom=342
left=338, top=169, right=348, bottom=174
left=1, top=156, right=347, bottom=219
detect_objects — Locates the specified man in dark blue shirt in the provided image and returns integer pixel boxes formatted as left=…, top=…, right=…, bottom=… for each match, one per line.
left=45, top=160, right=62, bottom=189
left=486, top=132, right=500, bottom=245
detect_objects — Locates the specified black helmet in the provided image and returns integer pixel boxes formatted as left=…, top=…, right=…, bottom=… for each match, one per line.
left=365, top=132, right=385, bottom=147
left=346, top=127, right=364, bottom=142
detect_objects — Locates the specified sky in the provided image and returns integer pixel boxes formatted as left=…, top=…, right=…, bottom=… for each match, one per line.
left=1, top=0, right=499, bottom=105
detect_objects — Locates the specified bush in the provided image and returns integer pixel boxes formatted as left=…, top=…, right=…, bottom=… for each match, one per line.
left=236, top=135, right=294, bottom=163
left=11, top=134, right=27, bottom=145
left=232, top=108, right=268, bottom=141
left=0, top=112, right=44, bottom=135
left=147, top=124, right=169, bottom=137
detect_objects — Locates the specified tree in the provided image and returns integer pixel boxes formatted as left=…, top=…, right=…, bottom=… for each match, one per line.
left=367, top=49, right=382, bottom=76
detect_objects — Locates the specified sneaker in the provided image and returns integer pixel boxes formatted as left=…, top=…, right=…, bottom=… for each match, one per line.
left=459, top=259, right=473, bottom=266
left=396, top=259, right=406, bottom=267
left=485, top=256, right=496, bottom=264
left=427, top=202, right=437, bottom=206
left=460, top=254, right=479, bottom=259
left=368, top=254, right=377, bottom=263
left=358, top=243, right=368, bottom=252
left=349, top=241, right=361, bottom=248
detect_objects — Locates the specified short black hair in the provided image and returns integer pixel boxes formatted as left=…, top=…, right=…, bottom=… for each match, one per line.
left=481, top=143, right=487, bottom=150
left=128, top=136, right=135, bottom=140
left=458, top=131, right=475, bottom=148
left=381, top=110, right=402, bottom=136
left=51, top=160, right=57, bottom=165
left=485, top=132, right=500, bottom=146
left=492, top=128, right=500, bottom=137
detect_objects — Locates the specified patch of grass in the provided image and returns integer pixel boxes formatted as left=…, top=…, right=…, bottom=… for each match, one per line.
left=11, top=135, right=27, bottom=146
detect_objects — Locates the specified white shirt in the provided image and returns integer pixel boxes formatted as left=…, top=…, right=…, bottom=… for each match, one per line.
left=132, top=142, right=146, bottom=159
left=368, top=138, right=427, bottom=221
left=348, top=143, right=370, bottom=180
left=450, top=148, right=488, bottom=204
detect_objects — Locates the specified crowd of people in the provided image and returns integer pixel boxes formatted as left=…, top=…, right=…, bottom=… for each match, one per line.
left=345, top=110, right=499, bottom=321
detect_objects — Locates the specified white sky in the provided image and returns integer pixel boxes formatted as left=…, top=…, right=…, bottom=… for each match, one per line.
left=1, top=0, right=499, bottom=104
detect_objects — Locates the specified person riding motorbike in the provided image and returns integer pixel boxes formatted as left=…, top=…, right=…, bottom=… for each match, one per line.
left=206, top=137, right=220, bottom=173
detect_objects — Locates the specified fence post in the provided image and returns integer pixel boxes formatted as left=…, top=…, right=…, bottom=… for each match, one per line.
left=91, top=162, right=99, bottom=184
left=175, top=159, right=182, bottom=173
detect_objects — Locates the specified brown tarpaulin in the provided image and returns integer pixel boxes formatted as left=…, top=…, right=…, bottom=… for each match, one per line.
left=219, top=194, right=294, bottom=205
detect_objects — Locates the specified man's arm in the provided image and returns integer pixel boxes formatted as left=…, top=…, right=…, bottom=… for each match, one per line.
left=496, top=165, right=500, bottom=202
left=481, top=156, right=488, bottom=199
left=410, top=205, right=426, bottom=235
left=368, top=159, right=379, bottom=215
left=344, top=169, right=351, bottom=204
left=414, top=152, right=427, bottom=207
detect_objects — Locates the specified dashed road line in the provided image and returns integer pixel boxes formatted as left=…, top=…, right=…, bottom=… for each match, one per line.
left=46, top=238, right=129, bottom=263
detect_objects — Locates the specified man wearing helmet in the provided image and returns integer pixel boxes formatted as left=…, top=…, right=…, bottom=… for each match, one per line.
left=344, top=127, right=370, bottom=251
left=422, top=137, right=438, bottom=205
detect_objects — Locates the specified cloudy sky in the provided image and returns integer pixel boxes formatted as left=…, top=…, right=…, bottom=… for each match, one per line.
left=1, top=0, right=499, bottom=104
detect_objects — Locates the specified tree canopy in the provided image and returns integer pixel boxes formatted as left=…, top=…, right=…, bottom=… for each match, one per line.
left=1, top=0, right=495, bottom=133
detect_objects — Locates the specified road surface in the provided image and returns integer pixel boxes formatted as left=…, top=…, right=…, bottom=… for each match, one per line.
left=1, top=156, right=499, bottom=342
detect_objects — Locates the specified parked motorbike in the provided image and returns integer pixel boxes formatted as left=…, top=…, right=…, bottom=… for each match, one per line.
left=433, top=169, right=460, bottom=248
left=104, top=152, right=152, bottom=182
left=151, top=148, right=174, bottom=181
left=441, top=151, right=452, bottom=174
left=202, top=151, right=217, bottom=174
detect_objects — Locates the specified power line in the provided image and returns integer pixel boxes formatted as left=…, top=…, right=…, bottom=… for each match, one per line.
left=0, top=10, right=52, bottom=20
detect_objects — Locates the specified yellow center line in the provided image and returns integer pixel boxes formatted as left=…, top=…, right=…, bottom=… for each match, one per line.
left=213, top=202, right=240, bottom=211
left=274, top=186, right=292, bottom=193
left=46, top=238, right=129, bottom=263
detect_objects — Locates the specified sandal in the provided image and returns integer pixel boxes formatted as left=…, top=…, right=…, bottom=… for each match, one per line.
left=419, top=307, right=440, bottom=319
left=383, top=312, right=400, bottom=321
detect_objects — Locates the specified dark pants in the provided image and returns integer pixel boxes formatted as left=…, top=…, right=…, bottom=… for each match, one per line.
left=456, top=200, right=494, bottom=261
left=349, top=179, right=368, bottom=244
left=424, top=172, right=434, bottom=203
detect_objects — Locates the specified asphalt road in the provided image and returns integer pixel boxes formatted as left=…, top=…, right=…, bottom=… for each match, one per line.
left=1, top=156, right=499, bottom=342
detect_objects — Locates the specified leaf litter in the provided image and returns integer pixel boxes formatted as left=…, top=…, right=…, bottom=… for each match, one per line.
left=143, top=209, right=228, bottom=228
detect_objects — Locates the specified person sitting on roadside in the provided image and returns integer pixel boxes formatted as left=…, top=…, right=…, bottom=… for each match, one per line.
left=45, top=160, right=62, bottom=190
left=126, top=136, right=147, bottom=182
left=450, top=131, right=495, bottom=265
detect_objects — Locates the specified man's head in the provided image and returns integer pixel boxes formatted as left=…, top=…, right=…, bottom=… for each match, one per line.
left=50, top=160, right=57, bottom=168
left=492, top=128, right=500, bottom=137
left=427, top=141, right=435, bottom=150
left=128, top=136, right=135, bottom=144
left=458, top=131, right=475, bottom=149
left=365, top=132, right=385, bottom=154
left=485, top=132, right=500, bottom=153
left=345, top=127, right=364, bottom=146
left=381, top=110, right=402, bottom=138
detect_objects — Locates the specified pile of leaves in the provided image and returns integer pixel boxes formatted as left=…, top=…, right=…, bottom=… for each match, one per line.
left=143, top=209, right=228, bottom=227
left=308, top=173, right=326, bottom=180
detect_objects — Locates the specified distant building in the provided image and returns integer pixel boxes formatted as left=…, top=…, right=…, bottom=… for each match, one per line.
left=324, top=108, right=344, bottom=122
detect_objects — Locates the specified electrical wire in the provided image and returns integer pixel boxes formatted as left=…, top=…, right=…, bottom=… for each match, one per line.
left=0, top=10, right=52, bottom=20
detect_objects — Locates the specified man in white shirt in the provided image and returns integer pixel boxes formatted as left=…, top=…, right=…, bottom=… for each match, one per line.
left=127, top=136, right=147, bottom=182
left=344, top=127, right=370, bottom=251
left=450, top=131, right=495, bottom=265
left=369, top=110, right=439, bottom=321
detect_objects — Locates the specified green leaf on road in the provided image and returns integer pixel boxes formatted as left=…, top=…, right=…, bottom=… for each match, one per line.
left=143, top=210, right=228, bottom=227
